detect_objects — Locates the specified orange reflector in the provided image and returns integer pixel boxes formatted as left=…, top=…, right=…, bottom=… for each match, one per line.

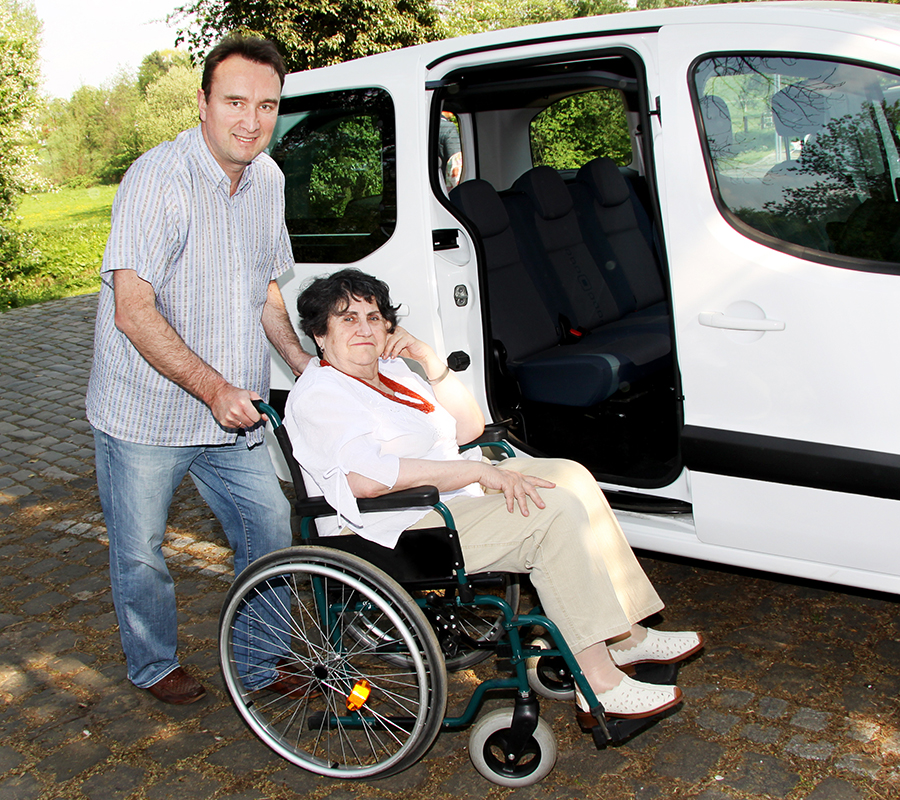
left=346, top=679, right=371, bottom=711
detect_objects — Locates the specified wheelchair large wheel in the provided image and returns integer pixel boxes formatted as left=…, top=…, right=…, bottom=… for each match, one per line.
left=468, top=708, right=557, bottom=787
left=219, top=546, right=448, bottom=780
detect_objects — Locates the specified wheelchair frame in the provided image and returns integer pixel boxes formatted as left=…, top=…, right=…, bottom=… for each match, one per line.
left=218, top=401, right=675, bottom=786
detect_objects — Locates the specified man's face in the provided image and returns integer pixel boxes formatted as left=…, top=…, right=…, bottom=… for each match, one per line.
left=198, top=55, right=281, bottom=182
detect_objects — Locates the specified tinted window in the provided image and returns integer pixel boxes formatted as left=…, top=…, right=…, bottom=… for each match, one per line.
left=530, top=88, right=631, bottom=169
left=270, top=89, right=396, bottom=264
left=694, top=55, right=900, bottom=268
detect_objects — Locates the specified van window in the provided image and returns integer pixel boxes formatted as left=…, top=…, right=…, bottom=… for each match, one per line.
left=694, top=55, right=900, bottom=270
left=439, top=111, right=463, bottom=191
left=270, top=88, right=396, bottom=264
left=530, top=88, right=631, bottom=169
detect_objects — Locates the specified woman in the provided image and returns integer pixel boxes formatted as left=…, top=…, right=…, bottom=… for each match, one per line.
left=284, top=269, right=702, bottom=720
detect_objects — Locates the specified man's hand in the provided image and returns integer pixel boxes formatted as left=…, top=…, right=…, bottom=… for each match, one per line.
left=207, top=385, right=264, bottom=430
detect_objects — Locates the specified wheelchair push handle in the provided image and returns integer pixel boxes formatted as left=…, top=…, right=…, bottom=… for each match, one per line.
left=251, top=399, right=282, bottom=428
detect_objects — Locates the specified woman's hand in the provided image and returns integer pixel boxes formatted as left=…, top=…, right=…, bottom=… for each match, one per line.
left=382, top=326, right=440, bottom=372
left=479, top=464, right=556, bottom=516
left=382, top=325, right=485, bottom=443
left=382, top=325, right=447, bottom=378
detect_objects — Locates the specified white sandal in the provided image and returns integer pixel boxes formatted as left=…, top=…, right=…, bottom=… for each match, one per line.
left=576, top=676, right=683, bottom=721
left=609, top=628, right=703, bottom=669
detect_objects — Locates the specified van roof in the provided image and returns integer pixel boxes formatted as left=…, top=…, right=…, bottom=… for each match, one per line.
left=282, top=1, right=900, bottom=91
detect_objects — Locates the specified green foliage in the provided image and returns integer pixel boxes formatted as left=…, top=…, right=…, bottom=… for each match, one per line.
left=0, top=0, right=41, bottom=205
left=1, top=186, right=115, bottom=310
left=40, top=50, right=199, bottom=188
left=440, top=0, right=627, bottom=36
left=0, top=224, right=41, bottom=284
left=138, top=49, right=195, bottom=95
left=40, top=75, right=143, bottom=187
left=0, top=0, right=44, bottom=288
left=136, top=64, right=203, bottom=150
left=171, top=0, right=442, bottom=72
left=531, top=90, right=631, bottom=168
left=305, top=118, right=384, bottom=217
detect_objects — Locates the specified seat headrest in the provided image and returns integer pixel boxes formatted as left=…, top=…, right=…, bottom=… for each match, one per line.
left=513, top=166, right=573, bottom=220
left=576, top=157, right=630, bottom=208
left=699, top=95, right=734, bottom=155
left=449, top=179, right=510, bottom=239
left=772, top=83, right=828, bottom=139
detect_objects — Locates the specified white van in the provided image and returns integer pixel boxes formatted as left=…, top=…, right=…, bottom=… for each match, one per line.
left=267, top=1, right=900, bottom=595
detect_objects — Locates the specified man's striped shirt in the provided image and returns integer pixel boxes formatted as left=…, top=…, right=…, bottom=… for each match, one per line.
left=86, top=125, right=294, bottom=446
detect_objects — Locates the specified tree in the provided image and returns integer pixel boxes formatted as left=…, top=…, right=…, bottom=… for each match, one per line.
left=532, top=90, right=631, bottom=168
left=440, top=0, right=627, bottom=36
left=171, top=0, right=442, bottom=72
left=40, top=49, right=198, bottom=187
left=0, top=0, right=43, bottom=283
left=138, top=48, right=195, bottom=95
left=40, top=73, right=142, bottom=187
left=136, top=63, right=202, bottom=150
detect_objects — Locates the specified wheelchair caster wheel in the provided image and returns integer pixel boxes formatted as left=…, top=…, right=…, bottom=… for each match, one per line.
left=468, top=708, right=557, bottom=787
left=525, top=637, right=575, bottom=701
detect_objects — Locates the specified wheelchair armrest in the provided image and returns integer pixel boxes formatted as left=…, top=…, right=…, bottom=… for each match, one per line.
left=293, top=485, right=473, bottom=601
left=461, top=422, right=515, bottom=457
left=463, top=422, right=510, bottom=448
left=359, top=486, right=440, bottom=511
left=294, top=486, right=441, bottom=519
left=292, top=496, right=337, bottom=518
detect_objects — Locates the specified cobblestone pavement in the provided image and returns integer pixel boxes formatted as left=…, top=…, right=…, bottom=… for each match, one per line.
left=1, top=294, right=899, bottom=800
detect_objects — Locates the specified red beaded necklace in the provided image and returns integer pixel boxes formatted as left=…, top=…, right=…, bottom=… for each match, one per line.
left=321, top=358, right=435, bottom=414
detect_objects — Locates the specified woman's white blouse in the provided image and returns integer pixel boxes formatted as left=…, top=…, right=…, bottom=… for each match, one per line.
left=284, top=357, right=484, bottom=547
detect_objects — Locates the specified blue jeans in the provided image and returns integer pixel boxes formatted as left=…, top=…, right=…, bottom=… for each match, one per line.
left=93, top=429, right=291, bottom=688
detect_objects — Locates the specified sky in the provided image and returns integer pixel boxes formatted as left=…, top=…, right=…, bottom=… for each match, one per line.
left=32, top=0, right=185, bottom=99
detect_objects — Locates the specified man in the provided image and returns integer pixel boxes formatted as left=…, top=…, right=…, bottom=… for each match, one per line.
left=438, top=111, right=462, bottom=190
left=86, top=36, right=311, bottom=705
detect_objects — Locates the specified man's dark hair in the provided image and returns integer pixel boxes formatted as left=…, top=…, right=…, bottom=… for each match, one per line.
left=297, top=269, right=399, bottom=345
left=202, top=35, right=286, bottom=100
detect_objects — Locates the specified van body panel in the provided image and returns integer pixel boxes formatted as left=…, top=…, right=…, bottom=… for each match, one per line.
left=657, top=20, right=900, bottom=579
left=270, top=2, right=900, bottom=593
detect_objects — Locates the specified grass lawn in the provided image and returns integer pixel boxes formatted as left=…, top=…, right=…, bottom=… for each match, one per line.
left=2, top=185, right=117, bottom=311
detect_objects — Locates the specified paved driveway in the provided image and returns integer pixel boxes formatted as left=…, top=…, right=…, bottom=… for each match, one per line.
left=0, top=294, right=896, bottom=799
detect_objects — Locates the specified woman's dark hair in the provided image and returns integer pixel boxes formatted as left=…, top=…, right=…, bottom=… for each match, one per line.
left=297, top=269, right=399, bottom=343
left=202, top=35, right=286, bottom=101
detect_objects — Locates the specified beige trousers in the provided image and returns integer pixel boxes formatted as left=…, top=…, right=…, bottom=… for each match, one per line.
left=413, top=457, right=663, bottom=653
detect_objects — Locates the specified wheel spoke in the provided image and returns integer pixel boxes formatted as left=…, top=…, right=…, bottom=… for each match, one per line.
left=219, top=549, right=447, bottom=779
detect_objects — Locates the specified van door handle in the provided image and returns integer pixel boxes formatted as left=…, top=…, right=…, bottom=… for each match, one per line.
left=699, top=312, right=785, bottom=331
left=433, top=228, right=459, bottom=251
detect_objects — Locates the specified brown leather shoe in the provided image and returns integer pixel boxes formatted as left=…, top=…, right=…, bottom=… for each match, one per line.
left=145, top=667, right=206, bottom=705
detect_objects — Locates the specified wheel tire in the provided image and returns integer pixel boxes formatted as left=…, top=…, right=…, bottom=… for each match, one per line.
left=219, top=546, right=447, bottom=780
left=468, top=708, right=557, bottom=787
left=525, top=637, right=575, bottom=701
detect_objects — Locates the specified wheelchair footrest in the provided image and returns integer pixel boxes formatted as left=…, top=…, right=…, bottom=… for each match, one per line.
left=576, top=707, right=661, bottom=749
left=629, top=661, right=680, bottom=685
left=576, top=662, right=683, bottom=749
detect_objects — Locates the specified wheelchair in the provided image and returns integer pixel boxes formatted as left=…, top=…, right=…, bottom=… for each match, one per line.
left=218, top=402, right=680, bottom=786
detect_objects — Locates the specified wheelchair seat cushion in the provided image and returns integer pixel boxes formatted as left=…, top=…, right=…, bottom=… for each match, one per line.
left=304, top=527, right=460, bottom=586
